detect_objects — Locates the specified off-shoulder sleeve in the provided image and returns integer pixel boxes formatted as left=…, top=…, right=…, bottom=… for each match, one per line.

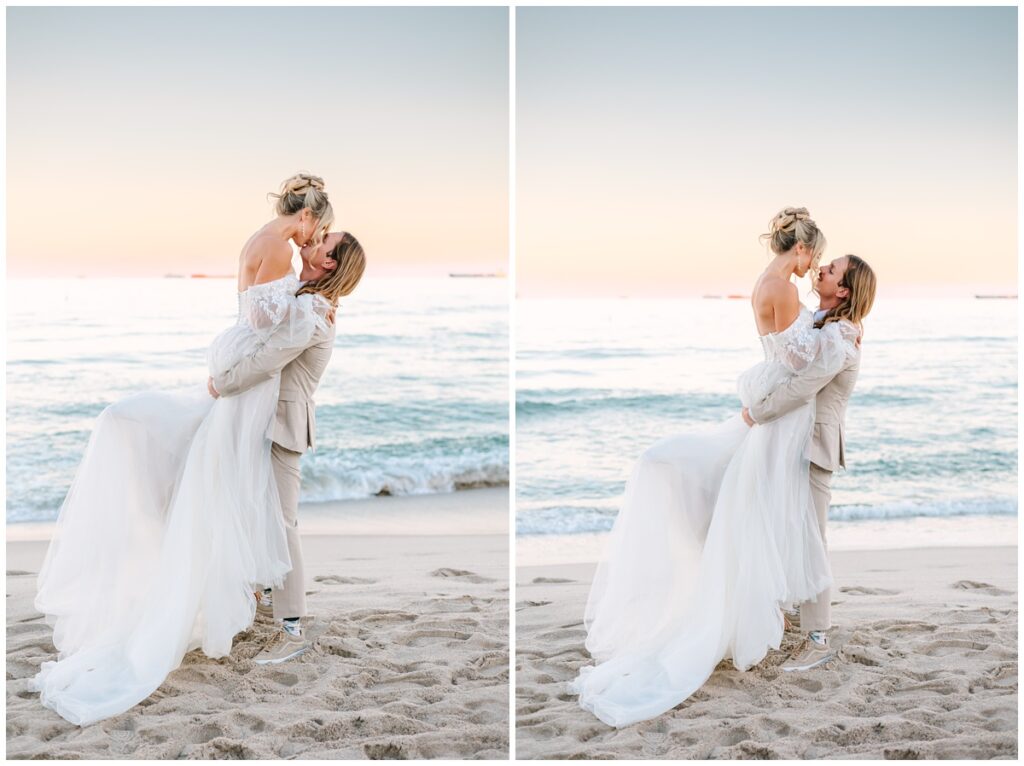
left=246, top=286, right=332, bottom=350
left=208, top=280, right=332, bottom=379
left=775, top=320, right=819, bottom=373
left=806, top=320, right=859, bottom=379
left=749, top=320, right=860, bottom=425
left=776, top=317, right=858, bottom=376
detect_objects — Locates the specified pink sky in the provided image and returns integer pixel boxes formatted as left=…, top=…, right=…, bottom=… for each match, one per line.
left=7, top=8, right=508, bottom=278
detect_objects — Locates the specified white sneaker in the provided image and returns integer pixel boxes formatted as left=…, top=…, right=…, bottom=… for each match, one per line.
left=253, top=630, right=309, bottom=665
left=781, top=634, right=833, bottom=672
left=255, top=590, right=274, bottom=618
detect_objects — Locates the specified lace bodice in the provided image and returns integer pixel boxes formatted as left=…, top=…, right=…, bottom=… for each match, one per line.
left=237, top=273, right=301, bottom=328
left=759, top=307, right=818, bottom=372
left=208, top=273, right=332, bottom=377
left=739, top=308, right=860, bottom=407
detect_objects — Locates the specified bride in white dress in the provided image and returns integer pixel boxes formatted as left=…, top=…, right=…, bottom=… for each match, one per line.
left=573, top=208, right=866, bottom=728
left=32, top=174, right=338, bottom=726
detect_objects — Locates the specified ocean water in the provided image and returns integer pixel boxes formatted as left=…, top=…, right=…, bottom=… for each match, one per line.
left=516, top=296, right=1018, bottom=540
left=6, top=276, right=508, bottom=524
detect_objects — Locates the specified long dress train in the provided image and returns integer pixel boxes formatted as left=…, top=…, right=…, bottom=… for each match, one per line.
left=572, top=308, right=860, bottom=727
left=32, top=273, right=331, bottom=726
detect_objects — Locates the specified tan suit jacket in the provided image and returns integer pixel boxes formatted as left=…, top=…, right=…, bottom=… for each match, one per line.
left=213, top=323, right=335, bottom=453
left=748, top=332, right=860, bottom=472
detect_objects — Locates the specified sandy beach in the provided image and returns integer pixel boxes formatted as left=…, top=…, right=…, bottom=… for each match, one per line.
left=6, top=488, right=509, bottom=760
left=516, top=544, right=1017, bottom=760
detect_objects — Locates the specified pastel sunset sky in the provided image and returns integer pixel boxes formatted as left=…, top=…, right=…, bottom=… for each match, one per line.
left=517, top=7, right=1017, bottom=297
left=8, top=7, right=508, bottom=277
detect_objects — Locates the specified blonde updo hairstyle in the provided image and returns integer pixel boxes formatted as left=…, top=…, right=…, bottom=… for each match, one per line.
left=269, top=172, right=335, bottom=251
left=761, top=206, right=827, bottom=288
left=296, top=232, right=366, bottom=307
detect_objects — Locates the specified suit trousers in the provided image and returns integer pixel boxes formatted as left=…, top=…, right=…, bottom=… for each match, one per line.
left=270, top=442, right=306, bottom=620
left=800, top=463, right=833, bottom=633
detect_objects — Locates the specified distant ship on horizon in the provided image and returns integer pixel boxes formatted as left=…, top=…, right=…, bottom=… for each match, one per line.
left=162, top=273, right=234, bottom=279
left=449, top=272, right=505, bottom=278
left=975, top=294, right=1017, bottom=299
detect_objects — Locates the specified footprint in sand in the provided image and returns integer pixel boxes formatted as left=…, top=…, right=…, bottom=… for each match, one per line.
left=229, top=712, right=267, bottom=734
left=896, top=678, right=961, bottom=696
left=516, top=600, right=553, bottom=611
left=7, top=621, right=50, bottom=637
left=192, top=723, right=225, bottom=744
left=920, top=638, right=991, bottom=657
left=952, top=580, right=1011, bottom=596
left=430, top=568, right=496, bottom=584
left=873, top=619, right=938, bottom=635
left=349, top=609, right=417, bottom=625
left=531, top=577, right=574, bottom=584
left=317, top=635, right=362, bottom=658
left=841, top=645, right=883, bottom=666
left=469, top=652, right=507, bottom=671
left=884, top=748, right=924, bottom=760
left=264, top=669, right=300, bottom=687
left=397, top=628, right=474, bottom=646
left=364, top=743, right=407, bottom=759
left=8, top=633, right=55, bottom=654
left=839, top=585, right=899, bottom=595
left=788, top=676, right=824, bottom=693
left=313, top=575, right=377, bottom=585
left=423, top=595, right=490, bottom=613
left=374, top=669, right=442, bottom=687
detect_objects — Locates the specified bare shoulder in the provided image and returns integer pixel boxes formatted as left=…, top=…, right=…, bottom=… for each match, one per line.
left=763, top=274, right=798, bottom=299
left=243, top=233, right=290, bottom=266
left=752, top=276, right=799, bottom=333
left=753, top=275, right=798, bottom=310
left=246, top=235, right=293, bottom=285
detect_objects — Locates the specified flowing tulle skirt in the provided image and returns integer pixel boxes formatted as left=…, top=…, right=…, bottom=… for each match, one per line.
left=32, top=376, right=291, bottom=726
left=573, top=404, right=832, bottom=728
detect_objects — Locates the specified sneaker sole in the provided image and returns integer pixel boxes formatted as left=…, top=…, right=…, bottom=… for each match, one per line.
left=781, top=653, right=833, bottom=672
left=253, top=646, right=309, bottom=665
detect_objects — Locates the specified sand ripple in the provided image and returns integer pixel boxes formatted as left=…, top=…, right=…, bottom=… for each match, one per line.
left=515, top=547, right=1017, bottom=759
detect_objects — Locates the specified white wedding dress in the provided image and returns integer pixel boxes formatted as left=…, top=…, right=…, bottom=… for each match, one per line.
left=32, top=273, right=331, bottom=726
left=572, top=308, right=860, bottom=727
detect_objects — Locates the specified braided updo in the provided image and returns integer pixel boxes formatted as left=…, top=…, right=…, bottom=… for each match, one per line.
left=760, top=206, right=827, bottom=286
left=269, top=172, right=335, bottom=250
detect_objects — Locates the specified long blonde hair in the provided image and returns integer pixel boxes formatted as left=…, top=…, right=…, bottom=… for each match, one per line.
left=761, top=206, right=827, bottom=289
left=297, top=232, right=366, bottom=306
left=268, top=172, right=335, bottom=251
left=817, top=254, right=877, bottom=330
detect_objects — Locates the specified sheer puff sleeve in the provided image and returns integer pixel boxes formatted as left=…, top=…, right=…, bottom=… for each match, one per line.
left=772, top=313, right=859, bottom=376
left=207, top=276, right=332, bottom=378
left=747, top=319, right=860, bottom=425
left=244, top=280, right=332, bottom=350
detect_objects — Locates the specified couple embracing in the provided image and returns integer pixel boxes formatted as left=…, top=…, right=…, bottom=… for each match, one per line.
left=32, top=173, right=366, bottom=726
left=573, top=207, right=878, bottom=727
